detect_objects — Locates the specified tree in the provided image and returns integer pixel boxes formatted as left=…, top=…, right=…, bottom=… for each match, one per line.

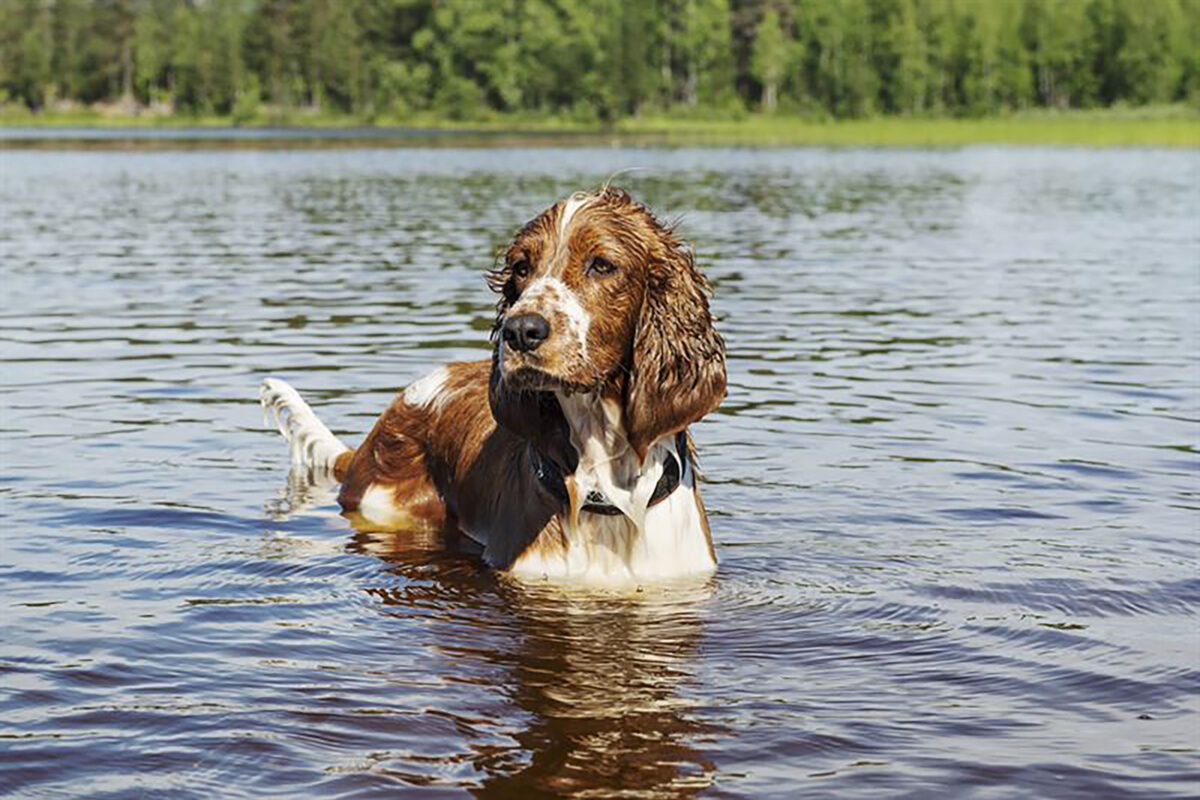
left=750, top=5, right=786, bottom=112
left=1182, top=0, right=1200, bottom=104
left=48, top=0, right=88, bottom=103
left=133, top=0, right=173, bottom=106
left=681, top=0, right=736, bottom=109
left=607, top=0, right=657, bottom=117
left=1024, top=0, right=1095, bottom=108
left=0, top=0, right=1189, bottom=120
left=245, top=0, right=301, bottom=108
left=1116, top=0, right=1186, bottom=104
left=0, top=0, right=53, bottom=108
left=877, top=0, right=928, bottom=115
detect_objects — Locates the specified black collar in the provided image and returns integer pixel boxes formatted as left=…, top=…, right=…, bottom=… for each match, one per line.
left=532, top=431, right=688, bottom=517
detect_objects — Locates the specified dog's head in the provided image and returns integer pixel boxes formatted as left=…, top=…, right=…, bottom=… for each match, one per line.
left=488, top=189, right=726, bottom=460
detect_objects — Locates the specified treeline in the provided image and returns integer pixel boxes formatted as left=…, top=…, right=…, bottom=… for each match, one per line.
left=1, top=0, right=1197, bottom=121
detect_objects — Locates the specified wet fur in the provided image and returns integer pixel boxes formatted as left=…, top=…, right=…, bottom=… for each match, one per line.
left=262, top=188, right=726, bottom=583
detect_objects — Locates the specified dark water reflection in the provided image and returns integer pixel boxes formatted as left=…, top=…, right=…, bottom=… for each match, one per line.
left=1, top=145, right=1197, bottom=797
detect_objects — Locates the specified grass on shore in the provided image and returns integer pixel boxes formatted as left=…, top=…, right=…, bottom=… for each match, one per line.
left=622, top=107, right=1200, bottom=147
left=2, top=104, right=1197, bottom=147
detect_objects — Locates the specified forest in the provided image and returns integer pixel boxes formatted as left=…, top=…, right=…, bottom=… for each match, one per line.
left=1, top=0, right=1197, bottom=123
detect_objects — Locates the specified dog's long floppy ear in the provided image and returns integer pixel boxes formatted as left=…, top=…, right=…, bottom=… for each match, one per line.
left=624, top=245, right=726, bottom=462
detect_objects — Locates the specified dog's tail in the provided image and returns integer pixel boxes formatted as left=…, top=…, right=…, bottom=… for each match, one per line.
left=260, top=378, right=353, bottom=480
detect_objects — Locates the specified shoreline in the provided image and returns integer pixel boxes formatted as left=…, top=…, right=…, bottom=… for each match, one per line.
left=2, top=107, right=1197, bottom=148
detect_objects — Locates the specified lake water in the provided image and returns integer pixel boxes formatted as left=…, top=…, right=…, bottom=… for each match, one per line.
left=1, top=142, right=1197, bottom=798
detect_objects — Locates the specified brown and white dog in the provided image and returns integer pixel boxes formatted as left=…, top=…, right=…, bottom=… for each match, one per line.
left=261, top=188, right=726, bottom=584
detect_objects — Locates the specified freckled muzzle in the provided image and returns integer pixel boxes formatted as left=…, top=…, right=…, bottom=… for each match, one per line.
left=501, top=276, right=592, bottom=387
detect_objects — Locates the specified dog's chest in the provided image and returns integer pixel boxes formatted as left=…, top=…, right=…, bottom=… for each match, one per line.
left=506, top=395, right=716, bottom=584
left=505, top=483, right=715, bottom=584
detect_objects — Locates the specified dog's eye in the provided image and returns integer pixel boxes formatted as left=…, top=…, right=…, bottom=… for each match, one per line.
left=587, top=257, right=618, bottom=276
left=512, top=259, right=531, bottom=279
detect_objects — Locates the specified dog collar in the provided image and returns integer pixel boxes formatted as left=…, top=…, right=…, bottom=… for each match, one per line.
left=532, top=431, right=688, bottom=517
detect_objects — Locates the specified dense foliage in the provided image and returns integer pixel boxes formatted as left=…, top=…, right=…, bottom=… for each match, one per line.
left=2, top=0, right=1196, bottom=121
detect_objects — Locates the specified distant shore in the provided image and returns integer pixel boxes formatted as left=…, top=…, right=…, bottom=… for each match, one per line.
left=2, top=105, right=1197, bottom=148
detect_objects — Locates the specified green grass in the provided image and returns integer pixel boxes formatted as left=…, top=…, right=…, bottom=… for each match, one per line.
left=2, top=104, right=1197, bottom=147
left=619, top=107, right=1200, bottom=147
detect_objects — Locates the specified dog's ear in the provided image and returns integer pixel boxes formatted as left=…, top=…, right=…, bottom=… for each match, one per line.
left=623, top=244, right=726, bottom=462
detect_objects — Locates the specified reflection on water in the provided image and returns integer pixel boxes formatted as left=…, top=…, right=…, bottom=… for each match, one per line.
left=1, top=145, right=1198, bottom=797
left=370, top=552, right=717, bottom=796
left=332, top=471, right=718, bottom=794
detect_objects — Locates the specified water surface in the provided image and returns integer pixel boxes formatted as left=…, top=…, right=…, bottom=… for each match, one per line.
left=1, top=145, right=1197, bottom=797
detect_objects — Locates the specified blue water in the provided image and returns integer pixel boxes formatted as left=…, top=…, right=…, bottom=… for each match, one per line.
left=1, top=143, right=1197, bottom=797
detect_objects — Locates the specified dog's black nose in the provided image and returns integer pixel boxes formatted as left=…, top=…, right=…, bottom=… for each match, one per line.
left=502, top=313, right=551, bottom=353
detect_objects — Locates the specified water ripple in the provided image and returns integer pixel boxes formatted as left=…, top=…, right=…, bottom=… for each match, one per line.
left=1, top=146, right=1197, bottom=796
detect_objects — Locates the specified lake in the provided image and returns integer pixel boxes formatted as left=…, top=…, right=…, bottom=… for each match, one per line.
left=1, top=140, right=1197, bottom=797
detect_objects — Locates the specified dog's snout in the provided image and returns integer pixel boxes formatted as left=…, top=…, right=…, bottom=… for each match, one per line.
left=502, top=313, right=551, bottom=353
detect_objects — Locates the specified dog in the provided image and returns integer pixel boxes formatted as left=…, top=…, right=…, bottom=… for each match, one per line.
left=261, top=188, right=726, bottom=584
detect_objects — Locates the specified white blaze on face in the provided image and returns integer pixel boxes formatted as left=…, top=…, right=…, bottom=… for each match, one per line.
left=505, top=191, right=597, bottom=367
left=558, top=191, right=593, bottom=237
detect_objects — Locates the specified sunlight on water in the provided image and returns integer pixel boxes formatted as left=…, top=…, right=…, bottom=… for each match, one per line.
left=1, top=144, right=1197, bottom=797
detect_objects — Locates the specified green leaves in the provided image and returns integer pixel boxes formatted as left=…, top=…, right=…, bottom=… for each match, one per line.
left=0, top=0, right=1191, bottom=121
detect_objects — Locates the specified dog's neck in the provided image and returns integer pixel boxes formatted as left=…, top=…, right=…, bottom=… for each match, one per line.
left=506, top=390, right=714, bottom=586
left=555, top=391, right=670, bottom=527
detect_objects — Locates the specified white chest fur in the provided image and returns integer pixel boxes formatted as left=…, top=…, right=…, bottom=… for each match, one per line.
left=505, top=393, right=717, bottom=586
